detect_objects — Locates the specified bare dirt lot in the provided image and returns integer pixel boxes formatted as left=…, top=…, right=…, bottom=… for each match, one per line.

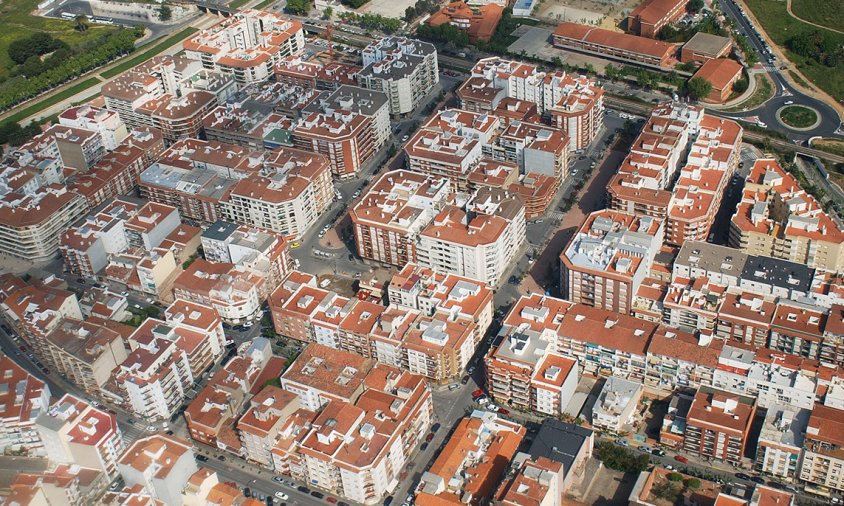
left=534, top=0, right=642, bottom=31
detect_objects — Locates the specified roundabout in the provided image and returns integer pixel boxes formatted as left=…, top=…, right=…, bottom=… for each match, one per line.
left=777, top=105, right=821, bottom=131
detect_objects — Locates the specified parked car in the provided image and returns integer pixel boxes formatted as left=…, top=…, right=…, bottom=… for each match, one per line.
left=272, top=477, right=284, bottom=484
left=750, top=476, right=765, bottom=484
left=497, top=408, right=510, bottom=415
left=310, top=491, right=325, bottom=499
left=326, top=498, right=337, bottom=504
left=275, top=492, right=288, bottom=500
left=297, top=486, right=310, bottom=494
left=196, top=455, right=209, bottom=462
left=472, top=389, right=484, bottom=398
left=615, top=439, right=628, bottom=447
left=420, top=442, right=429, bottom=451
left=651, top=449, right=666, bottom=456
left=461, top=375, right=470, bottom=385
left=674, top=455, right=688, bottom=464
left=426, top=433, right=434, bottom=442
left=431, top=423, right=441, bottom=433
left=448, top=383, right=459, bottom=391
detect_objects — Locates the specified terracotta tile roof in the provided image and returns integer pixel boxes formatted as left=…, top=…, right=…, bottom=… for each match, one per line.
left=693, top=58, right=743, bottom=91
left=553, top=22, right=676, bottom=59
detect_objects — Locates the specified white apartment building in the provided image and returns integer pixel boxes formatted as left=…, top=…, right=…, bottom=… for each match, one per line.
left=592, top=376, right=643, bottom=432
left=358, top=37, right=439, bottom=116
left=184, top=9, right=305, bottom=85
left=36, top=394, right=125, bottom=479
left=118, top=434, right=197, bottom=505
left=0, top=354, right=50, bottom=454
left=116, top=337, right=194, bottom=421
left=755, top=406, right=809, bottom=480
left=58, top=105, right=128, bottom=150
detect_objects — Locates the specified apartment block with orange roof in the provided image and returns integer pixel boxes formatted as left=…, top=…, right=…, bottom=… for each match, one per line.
left=172, top=259, right=264, bottom=324
left=730, top=158, right=844, bottom=273
left=274, top=56, right=361, bottom=92
left=338, top=299, right=388, bottom=358
left=1, top=283, right=82, bottom=356
left=183, top=9, right=304, bottom=86
left=822, top=304, right=844, bottom=368
left=645, top=326, right=722, bottom=392
left=0, top=353, right=50, bottom=454
left=402, top=311, right=477, bottom=382
left=350, top=169, right=453, bottom=267
left=69, top=142, right=151, bottom=209
left=627, top=0, right=688, bottom=38
left=662, top=276, right=726, bottom=336
left=181, top=468, right=265, bottom=506
left=560, top=210, right=664, bottom=314
left=279, top=343, right=374, bottom=411
left=683, top=386, right=756, bottom=464
left=237, top=386, right=301, bottom=467
left=5, top=464, right=107, bottom=506
left=755, top=406, right=810, bottom=480
left=42, top=319, right=128, bottom=399
left=293, top=109, right=375, bottom=180
left=117, top=434, right=197, bottom=506
left=417, top=187, right=525, bottom=287
left=495, top=454, right=565, bottom=506
left=488, top=120, right=571, bottom=182
left=115, top=334, right=194, bottom=421
left=457, top=57, right=603, bottom=150
left=415, top=411, right=525, bottom=506
left=35, top=394, right=124, bottom=479
left=715, top=288, right=776, bottom=348
left=769, top=301, right=827, bottom=360
left=799, top=403, right=844, bottom=493
left=219, top=147, right=334, bottom=239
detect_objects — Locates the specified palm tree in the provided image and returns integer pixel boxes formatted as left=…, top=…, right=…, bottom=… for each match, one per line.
left=75, top=14, right=88, bottom=32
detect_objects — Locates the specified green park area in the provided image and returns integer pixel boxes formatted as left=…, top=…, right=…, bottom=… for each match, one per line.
left=779, top=105, right=818, bottom=128
left=790, top=0, right=844, bottom=33
left=744, top=0, right=844, bottom=103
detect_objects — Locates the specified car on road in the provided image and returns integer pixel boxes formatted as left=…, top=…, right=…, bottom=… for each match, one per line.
left=614, top=439, right=628, bottom=447
left=196, top=455, right=209, bottom=462
left=311, top=491, right=325, bottom=499
left=766, top=481, right=784, bottom=489
left=297, top=486, right=310, bottom=494
left=735, top=473, right=751, bottom=481
left=651, top=449, right=666, bottom=456
left=784, top=100, right=794, bottom=105
left=383, top=497, right=394, bottom=506
left=467, top=366, right=475, bottom=374
left=426, top=433, right=434, bottom=442
left=289, top=241, right=300, bottom=249
left=272, top=477, right=284, bottom=483
left=497, top=408, right=510, bottom=415
left=472, top=389, right=484, bottom=398
left=448, top=383, right=459, bottom=391
left=431, top=423, right=441, bottom=433
left=326, top=498, right=337, bottom=504
left=461, top=375, right=470, bottom=385
left=275, top=492, right=289, bottom=500
left=420, top=442, right=429, bottom=451
left=217, top=455, right=226, bottom=461
left=127, top=419, right=136, bottom=425
left=674, top=455, right=688, bottom=463
left=750, top=476, right=765, bottom=484
left=401, top=135, right=409, bottom=142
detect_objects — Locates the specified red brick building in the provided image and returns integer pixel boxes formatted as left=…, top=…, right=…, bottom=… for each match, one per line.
left=627, top=0, right=689, bottom=38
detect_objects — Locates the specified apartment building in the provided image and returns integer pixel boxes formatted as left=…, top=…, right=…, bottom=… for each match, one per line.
left=237, top=386, right=300, bottom=467
left=350, top=169, right=452, bottom=267
left=683, top=386, right=756, bottom=465
left=415, top=411, right=524, bottom=506
left=293, top=109, right=374, bottom=180
left=402, top=311, right=478, bottom=382
left=42, top=319, right=128, bottom=398
left=115, top=334, right=194, bottom=421
left=645, top=326, right=722, bottom=392
left=417, top=187, right=525, bottom=287
left=627, top=0, right=688, bottom=38
left=0, top=354, right=50, bottom=454
left=118, top=434, right=197, bottom=506
left=712, top=345, right=822, bottom=410
left=468, top=160, right=558, bottom=218
left=526, top=419, right=594, bottom=492
left=800, top=404, right=844, bottom=493
left=3, top=463, right=108, bottom=506
left=279, top=343, right=373, bottom=411
left=201, top=101, right=277, bottom=148
left=1, top=283, right=83, bottom=357
left=730, top=158, right=844, bottom=273
left=486, top=329, right=578, bottom=415
left=102, top=56, right=235, bottom=142
left=274, top=56, right=360, bottom=91
left=0, top=184, right=88, bottom=262
left=715, top=288, right=776, bottom=348
left=495, top=455, right=565, bottom=506
left=172, top=259, right=264, bottom=324
left=273, top=365, right=433, bottom=505
left=560, top=210, right=664, bottom=314
left=269, top=274, right=353, bottom=345
left=592, top=376, right=643, bottom=432
left=58, top=105, right=129, bottom=150
left=303, top=85, right=391, bottom=153
left=200, top=220, right=291, bottom=292
left=755, top=407, right=810, bottom=480
left=36, top=394, right=124, bottom=479
left=770, top=301, right=827, bottom=360
left=42, top=124, right=106, bottom=171
left=357, top=37, right=439, bottom=116
left=183, top=9, right=304, bottom=85
left=662, top=276, right=725, bottom=336
left=404, top=108, right=499, bottom=188
left=69, top=143, right=151, bottom=209
left=552, top=22, right=677, bottom=68
left=457, top=57, right=603, bottom=150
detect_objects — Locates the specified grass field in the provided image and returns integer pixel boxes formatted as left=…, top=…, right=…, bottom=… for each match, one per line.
left=790, top=0, right=844, bottom=33
left=726, top=74, right=772, bottom=111
left=3, top=77, right=100, bottom=124
left=0, top=0, right=117, bottom=80
left=229, top=0, right=252, bottom=8
left=813, top=139, right=844, bottom=158
left=744, top=0, right=844, bottom=103
left=254, top=0, right=277, bottom=8
left=101, top=27, right=198, bottom=78
left=779, top=105, right=818, bottom=128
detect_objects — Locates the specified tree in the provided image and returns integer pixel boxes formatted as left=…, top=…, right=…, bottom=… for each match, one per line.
left=688, top=0, right=704, bottom=13
left=323, top=6, right=333, bottom=18
left=686, top=76, right=713, bottom=100
left=285, top=0, right=310, bottom=14
left=157, top=4, right=172, bottom=21
left=75, top=15, right=89, bottom=32
left=404, top=5, right=416, bottom=22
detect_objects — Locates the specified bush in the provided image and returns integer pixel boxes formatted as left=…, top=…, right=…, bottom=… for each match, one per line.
left=594, top=442, right=650, bottom=473
left=685, top=478, right=701, bottom=489
left=668, top=472, right=684, bottom=482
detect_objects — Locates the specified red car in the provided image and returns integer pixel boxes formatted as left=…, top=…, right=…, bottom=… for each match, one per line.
left=674, top=455, right=689, bottom=464
left=426, top=433, right=435, bottom=442
left=472, top=389, right=484, bottom=398
left=326, top=498, right=337, bottom=504
left=497, top=408, right=510, bottom=415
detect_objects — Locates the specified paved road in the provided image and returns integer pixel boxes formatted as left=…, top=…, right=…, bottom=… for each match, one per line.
left=714, top=0, right=843, bottom=140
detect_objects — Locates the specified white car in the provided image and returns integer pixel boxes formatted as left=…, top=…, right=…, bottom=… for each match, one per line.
left=757, top=122, right=767, bottom=128
left=275, top=492, right=289, bottom=500
left=784, top=100, right=794, bottom=105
